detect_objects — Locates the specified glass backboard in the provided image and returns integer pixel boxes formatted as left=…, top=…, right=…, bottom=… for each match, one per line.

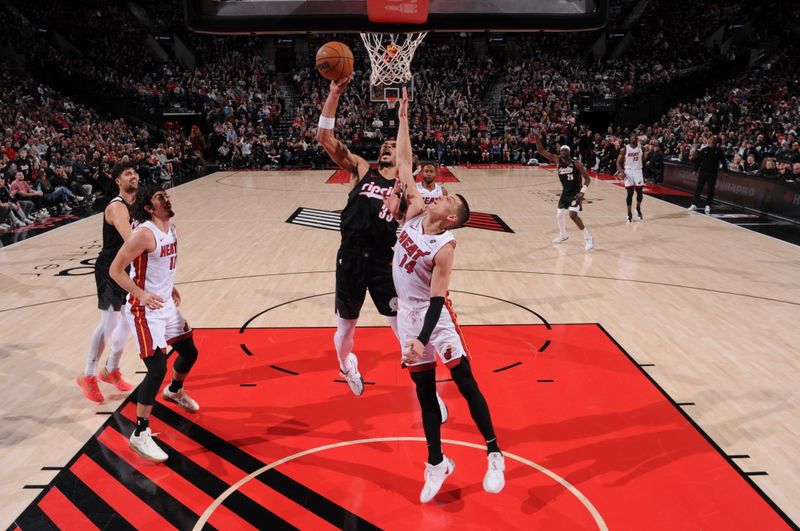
left=185, top=0, right=608, bottom=34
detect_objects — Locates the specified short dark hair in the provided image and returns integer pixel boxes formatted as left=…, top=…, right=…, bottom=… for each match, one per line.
left=453, top=193, right=470, bottom=228
left=111, top=160, right=137, bottom=181
left=132, top=184, right=160, bottom=222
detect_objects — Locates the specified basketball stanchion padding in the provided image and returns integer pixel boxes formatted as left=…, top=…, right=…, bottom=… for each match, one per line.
left=366, top=0, right=430, bottom=24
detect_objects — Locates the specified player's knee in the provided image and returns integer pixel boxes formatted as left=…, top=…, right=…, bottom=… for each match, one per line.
left=410, top=368, right=437, bottom=404
left=172, top=338, right=198, bottom=373
left=139, top=348, right=168, bottom=405
left=450, top=358, right=480, bottom=398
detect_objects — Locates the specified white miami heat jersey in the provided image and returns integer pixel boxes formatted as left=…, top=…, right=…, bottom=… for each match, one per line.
left=392, top=213, right=455, bottom=306
left=416, top=182, right=443, bottom=205
left=625, top=144, right=643, bottom=171
left=129, top=221, right=178, bottom=307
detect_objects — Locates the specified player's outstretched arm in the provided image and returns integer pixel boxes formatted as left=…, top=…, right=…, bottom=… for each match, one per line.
left=110, top=227, right=163, bottom=309
left=532, top=131, right=559, bottom=163
left=397, top=87, right=424, bottom=220
left=315, top=75, right=370, bottom=188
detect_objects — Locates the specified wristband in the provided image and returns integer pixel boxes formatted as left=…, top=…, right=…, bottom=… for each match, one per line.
left=580, top=185, right=588, bottom=194
left=417, top=296, right=445, bottom=346
left=318, top=115, right=335, bottom=130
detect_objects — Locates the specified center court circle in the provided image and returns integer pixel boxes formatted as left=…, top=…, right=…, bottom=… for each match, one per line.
left=193, top=436, right=608, bottom=530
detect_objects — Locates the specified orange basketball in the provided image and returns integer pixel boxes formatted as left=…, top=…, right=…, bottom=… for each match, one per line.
left=315, top=41, right=354, bottom=81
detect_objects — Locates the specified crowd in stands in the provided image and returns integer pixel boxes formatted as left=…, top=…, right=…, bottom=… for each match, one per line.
left=0, top=72, right=202, bottom=229
left=2, top=0, right=798, bottom=232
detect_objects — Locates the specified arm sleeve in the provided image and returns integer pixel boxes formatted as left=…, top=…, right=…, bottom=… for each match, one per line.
left=417, top=296, right=445, bottom=345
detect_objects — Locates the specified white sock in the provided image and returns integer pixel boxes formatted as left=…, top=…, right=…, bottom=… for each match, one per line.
left=582, top=228, right=591, bottom=238
left=556, top=209, right=567, bottom=237
left=333, top=315, right=357, bottom=372
left=105, top=313, right=130, bottom=372
left=85, top=309, right=120, bottom=376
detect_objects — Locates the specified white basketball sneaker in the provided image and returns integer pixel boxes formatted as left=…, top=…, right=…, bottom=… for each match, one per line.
left=551, top=234, right=568, bottom=244
left=129, top=428, right=168, bottom=463
left=341, top=353, right=364, bottom=396
left=483, top=452, right=506, bottom=494
left=162, top=386, right=200, bottom=412
left=584, top=235, right=594, bottom=251
left=687, top=204, right=697, bottom=212
left=436, top=392, right=448, bottom=424
left=420, top=456, right=455, bottom=503
left=704, top=205, right=711, bottom=214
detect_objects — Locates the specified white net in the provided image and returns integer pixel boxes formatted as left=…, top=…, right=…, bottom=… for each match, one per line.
left=359, top=32, right=428, bottom=86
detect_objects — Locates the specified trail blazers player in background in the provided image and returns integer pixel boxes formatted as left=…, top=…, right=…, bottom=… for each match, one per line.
left=110, top=186, right=202, bottom=463
left=315, top=76, right=447, bottom=424
left=393, top=88, right=505, bottom=503
left=416, top=164, right=447, bottom=204
left=618, top=133, right=645, bottom=222
left=77, top=162, right=137, bottom=403
left=533, top=132, right=594, bottom=251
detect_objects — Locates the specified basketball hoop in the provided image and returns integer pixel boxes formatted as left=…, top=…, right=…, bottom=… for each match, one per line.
left=360, top=32, right=427, bottom=86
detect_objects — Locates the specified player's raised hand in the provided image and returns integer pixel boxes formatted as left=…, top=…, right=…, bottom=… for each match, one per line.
left=398, top=86, right=409, bottom=119
left=330, top=74, right=353, bottom=96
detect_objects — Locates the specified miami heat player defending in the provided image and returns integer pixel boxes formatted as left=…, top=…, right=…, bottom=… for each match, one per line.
left=532, top=132, right=594, bottom=251
left=110, top=186, right=202, bottom=463
left=394, top=88, right=505, bottom=503
left=416, top=164, right=448, bottom=205
left=617, top=133, right=644, bottom=222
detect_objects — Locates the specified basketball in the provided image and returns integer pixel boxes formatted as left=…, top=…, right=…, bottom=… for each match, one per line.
left=315, top=41, right=354, bottom=81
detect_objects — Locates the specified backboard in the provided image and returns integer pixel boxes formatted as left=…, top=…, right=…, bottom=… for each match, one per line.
left=185, top=0, right=608, bottom=34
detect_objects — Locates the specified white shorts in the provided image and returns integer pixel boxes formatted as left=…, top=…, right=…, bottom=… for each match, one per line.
left=398, top=299, right=468, bottom=371
left=624, top=169, right=644, bottom=188
left=126, top=302, right=192, bottom=358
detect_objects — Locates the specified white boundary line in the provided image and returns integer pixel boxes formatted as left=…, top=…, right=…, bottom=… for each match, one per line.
left=192, top=436, right=608, bottom=530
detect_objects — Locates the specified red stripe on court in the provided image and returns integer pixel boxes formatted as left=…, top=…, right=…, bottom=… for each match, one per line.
left=38, top=487, right=98, bottom=531
left=444, top=296, right=471, bottom=359
left=119, top=403, right=338, bottom=531
left=129, top=252, right=155, bottom=357
left=71, top=454, right=176, bottom=530
left=95, top=427, right=256, bottom=531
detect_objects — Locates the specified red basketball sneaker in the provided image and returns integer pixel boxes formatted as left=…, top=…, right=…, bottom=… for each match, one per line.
left=99, top=368, right=133, bottom=392
left=77, top=373, right=104, bottom=403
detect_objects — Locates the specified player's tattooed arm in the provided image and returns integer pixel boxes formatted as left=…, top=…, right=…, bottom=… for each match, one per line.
left=316, top=74, right=370, bottom=189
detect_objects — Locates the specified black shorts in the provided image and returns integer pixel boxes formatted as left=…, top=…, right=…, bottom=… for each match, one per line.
left=95, top=262, right=127, bottom=311
left=558, top=190, right=582, bottom=211
left=335, top=247, right=397, bottom=319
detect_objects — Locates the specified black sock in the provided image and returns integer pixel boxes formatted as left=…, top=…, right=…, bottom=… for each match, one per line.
left=428, top=447, right=444, bottom=466
left=168, top=379, right=184, bottom=393
left=486, top=437, right=501, bottom=455
left=135, top=417, right=149, bottom=436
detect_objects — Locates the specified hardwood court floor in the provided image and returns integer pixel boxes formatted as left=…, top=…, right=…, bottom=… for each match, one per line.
left=1, top=166, right=798, bottom=528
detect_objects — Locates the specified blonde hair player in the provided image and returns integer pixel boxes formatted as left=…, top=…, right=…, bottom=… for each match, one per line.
left=532, top=132, right=594, bottom=251
left=393, top=87, right=506, bottom=504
